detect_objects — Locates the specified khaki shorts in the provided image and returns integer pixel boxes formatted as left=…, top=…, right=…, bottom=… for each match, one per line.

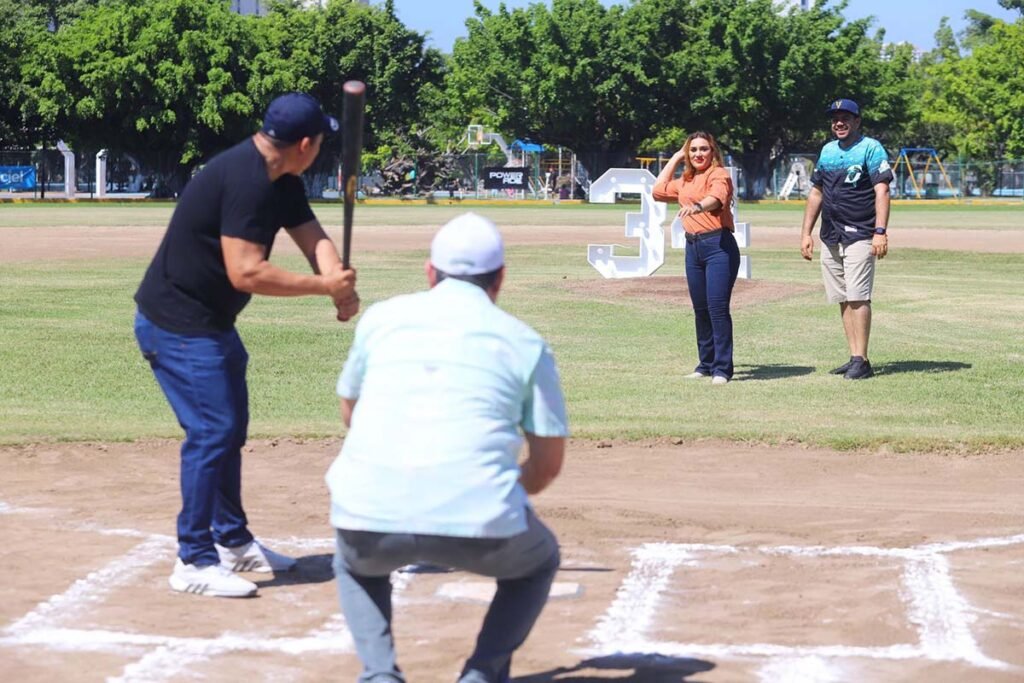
left=820, top=239, right=875, bottom=304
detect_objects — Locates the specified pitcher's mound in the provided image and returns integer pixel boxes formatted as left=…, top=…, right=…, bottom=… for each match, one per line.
left=563, top=275, right=816, bottom=308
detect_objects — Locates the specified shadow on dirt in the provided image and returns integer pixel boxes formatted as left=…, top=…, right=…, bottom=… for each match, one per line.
left=516, top=653, right=715, bottom=682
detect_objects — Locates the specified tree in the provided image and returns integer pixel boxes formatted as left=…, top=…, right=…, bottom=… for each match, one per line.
left=23, top=0, right=258, bottom=195
left=246, top=0, right=445, bottom=189
left=0, top=1, right=42, bottom=146
left=999, top=0, right=1024, bottom=15
left=662, top=0, right=915, bottom=198
left=928, top=19, right=1024, bottom=164
left=440, top=0, right=915, bottom=198
left=440, top=0, right=659, bottom=175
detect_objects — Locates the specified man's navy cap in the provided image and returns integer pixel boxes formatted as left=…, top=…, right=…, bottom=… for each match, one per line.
left=826, top=98, right=861, bottom=117
left=261, top=92, right=339, bottom=143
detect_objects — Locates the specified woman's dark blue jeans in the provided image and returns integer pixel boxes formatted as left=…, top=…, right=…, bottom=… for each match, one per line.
left=684, top=230, right=740, bottom=379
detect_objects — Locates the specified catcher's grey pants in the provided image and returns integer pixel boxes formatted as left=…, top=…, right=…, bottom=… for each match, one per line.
left=332, top=507, right=559, bottom=683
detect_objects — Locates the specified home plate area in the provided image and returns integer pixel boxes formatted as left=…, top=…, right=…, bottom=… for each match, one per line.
left=1, top=526, right=1022, bottom=681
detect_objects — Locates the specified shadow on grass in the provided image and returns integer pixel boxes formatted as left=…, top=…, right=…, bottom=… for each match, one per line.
left=515, top=654, right=715, bottom=682
left=874, top=360, right=971, bottom=376
left=734, top=363, right=815, bottom=381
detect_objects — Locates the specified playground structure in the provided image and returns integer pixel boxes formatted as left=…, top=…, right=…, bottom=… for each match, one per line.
left=893, top=147, right=959, bottom=199
left=777, top=157, right=813, bottom=200
left=463, top=125, right=589, bottom=199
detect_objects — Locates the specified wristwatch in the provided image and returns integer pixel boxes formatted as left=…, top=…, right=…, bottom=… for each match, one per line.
left=693, top=203, right=704, bottom=214
left=874, top=227, right=887, bottom=235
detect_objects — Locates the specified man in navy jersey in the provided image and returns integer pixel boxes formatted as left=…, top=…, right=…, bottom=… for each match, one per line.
left=134, top=92, right=359, bottom=597
left=801, top=99, right=893, bottom=380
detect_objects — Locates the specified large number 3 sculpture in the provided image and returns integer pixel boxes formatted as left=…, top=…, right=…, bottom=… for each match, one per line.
left=587, top=168, right=751, bottom=279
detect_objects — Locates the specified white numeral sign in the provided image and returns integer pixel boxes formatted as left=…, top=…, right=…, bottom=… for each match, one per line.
left=588, top=167, right=751, bottom=279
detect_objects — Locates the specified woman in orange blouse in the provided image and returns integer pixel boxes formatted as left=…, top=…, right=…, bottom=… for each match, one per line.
left=653, top=131, right=740, bottom=384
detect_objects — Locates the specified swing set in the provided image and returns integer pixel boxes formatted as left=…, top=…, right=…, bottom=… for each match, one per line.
left=893, top=147, right=959, bottom=199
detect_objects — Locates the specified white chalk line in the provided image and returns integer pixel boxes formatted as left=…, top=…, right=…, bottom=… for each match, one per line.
left=587, top=543, right=724, bottom=648
left=584, top=535, right=1024, bottom=673
left=902, top=554, right=1004, bottom=669
left=4, top=536, right=174, bottom=636
left=0, top=522, right=357, bottom=681
left=105, top=565, right=411, bottom=682
left=106, top=617, right=358, bottom=683
left=757, top=655, right=844, bottom=683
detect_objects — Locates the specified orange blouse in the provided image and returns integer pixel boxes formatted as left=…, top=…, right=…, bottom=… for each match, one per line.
left=652, top=165, right=735, bottom=235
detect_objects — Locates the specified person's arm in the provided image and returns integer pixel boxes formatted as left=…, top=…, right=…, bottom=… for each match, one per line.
left=652, top=149, right=687, bottom=202
left=287, top=218, right=342, bottom=275
left=221, top=235, right=354, bottom=299
left=287, top=219, right=360, bottom=320
left=519, top=433, right=565, bottom=495
left=801, top=186, right=824, bottom=261
left=682, top=168, right=728, bottom=217
left=340, top=398, right=357, bottom=428
left=872, top=182, right=890, bottom=259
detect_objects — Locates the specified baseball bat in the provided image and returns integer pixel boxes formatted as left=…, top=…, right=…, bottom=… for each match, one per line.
left=341, top=80, right=366, bottom=269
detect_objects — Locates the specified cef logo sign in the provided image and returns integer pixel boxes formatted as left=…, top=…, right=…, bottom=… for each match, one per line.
left=0, top=166, right=36, bottom=191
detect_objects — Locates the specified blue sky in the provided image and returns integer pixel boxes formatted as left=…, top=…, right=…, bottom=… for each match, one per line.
left=384, top=1, right=1021, bottom=53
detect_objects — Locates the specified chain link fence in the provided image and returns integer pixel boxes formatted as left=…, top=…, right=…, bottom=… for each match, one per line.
left=4, top=146, right=1022, bottom=202
left=768, top=154, right=1024, bottom=201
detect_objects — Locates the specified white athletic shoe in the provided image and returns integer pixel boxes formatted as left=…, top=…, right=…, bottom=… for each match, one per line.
left=684, top=371, right=708, bottom=380
left=711, top=375, right=729, bottom=385
left=216, top=540, right=297, bottom=573
left=169, top=559, right=258, bottom=598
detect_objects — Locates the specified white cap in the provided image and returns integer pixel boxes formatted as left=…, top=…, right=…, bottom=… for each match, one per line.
left=429, top=213, right=505, bottom=276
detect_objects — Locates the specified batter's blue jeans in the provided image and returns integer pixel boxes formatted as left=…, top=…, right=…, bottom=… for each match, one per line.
left=134, top=311, right=254, bottom=566
left=332, top=507, right=560, bottom=683
left=685, top=230, right=741, bottom=379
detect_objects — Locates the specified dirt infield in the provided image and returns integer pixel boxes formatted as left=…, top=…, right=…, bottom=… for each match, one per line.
left=1, top=217, right=1022, bottom=681
left=2, top=221, right=1024, bottom=264
left=1, top=439, right=1022, bottom=681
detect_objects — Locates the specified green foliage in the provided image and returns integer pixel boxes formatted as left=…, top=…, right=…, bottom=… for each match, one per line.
left=1000, top=0, right=1024, bottom=14
left=0, top=0, right=54, bottom=145
left=439, top=0, right=649, bottom=164
left=22, top=0, right=257, bottom=193
left=0, top=0, right=1020, bottom=199
left=926, top=19, right=1024, bottom=163
left=13, top=0, right=443, bottom=194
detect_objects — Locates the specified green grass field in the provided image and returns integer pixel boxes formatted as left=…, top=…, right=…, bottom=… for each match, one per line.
left=1, top=203, right=1022, bottom=450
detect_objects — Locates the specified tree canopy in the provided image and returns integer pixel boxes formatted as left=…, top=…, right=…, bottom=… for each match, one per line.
left=0, top=0, right=1021, bottom=198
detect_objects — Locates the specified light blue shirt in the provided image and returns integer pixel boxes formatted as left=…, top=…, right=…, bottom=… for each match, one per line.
left=326, top=278, right=569, bottom=538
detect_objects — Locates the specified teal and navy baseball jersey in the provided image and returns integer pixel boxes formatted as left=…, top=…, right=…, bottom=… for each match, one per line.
left=811, top=135, right=893, bottom=246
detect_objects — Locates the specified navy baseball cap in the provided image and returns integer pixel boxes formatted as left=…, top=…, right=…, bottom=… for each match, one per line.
left=826, top=98, right=861, bottom=117
left=261, top=92, right=339, bottom=143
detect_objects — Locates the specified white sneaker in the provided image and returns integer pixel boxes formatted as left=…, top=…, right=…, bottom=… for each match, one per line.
left=711, top=375, right=729, bottom=385
left=216, top=540, right=297, bottom=573
left=684, top=371, right=708, bottom=380
left=169, top=559, right=258, bottom=598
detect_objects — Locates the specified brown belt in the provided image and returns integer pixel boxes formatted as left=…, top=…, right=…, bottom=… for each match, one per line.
left=684, top=228, right=725, bottom=243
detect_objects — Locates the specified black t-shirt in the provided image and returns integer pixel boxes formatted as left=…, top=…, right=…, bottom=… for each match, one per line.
left=135, top=139, right=315, bottom=333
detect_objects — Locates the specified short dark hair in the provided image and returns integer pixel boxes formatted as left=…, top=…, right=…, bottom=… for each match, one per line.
left=435, top=267, right=502, bottom=291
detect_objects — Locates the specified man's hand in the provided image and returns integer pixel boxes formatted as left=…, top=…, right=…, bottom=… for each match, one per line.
left=323, top=265, right=356, bottom=301
left=335, top=292, right=360, bottom=322
left=872, top=233, right=888, bottom=259
left=801, top=234, right=814, bottom=261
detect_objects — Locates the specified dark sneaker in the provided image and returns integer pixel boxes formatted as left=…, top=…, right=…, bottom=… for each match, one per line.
left=830, top=356, right=856, bottom=374
left=844, top=357, right=873, bottom=380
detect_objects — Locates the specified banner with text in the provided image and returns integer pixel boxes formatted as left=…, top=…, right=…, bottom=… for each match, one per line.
left=0, top=166, right=36, bottom=191
left=483, top=167, right=528, bottom=190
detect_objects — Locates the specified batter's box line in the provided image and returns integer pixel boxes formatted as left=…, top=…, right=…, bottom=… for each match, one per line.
left=582, top=535, right=1024, bottom=672
left=0, top=530, right=420, bottom=683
